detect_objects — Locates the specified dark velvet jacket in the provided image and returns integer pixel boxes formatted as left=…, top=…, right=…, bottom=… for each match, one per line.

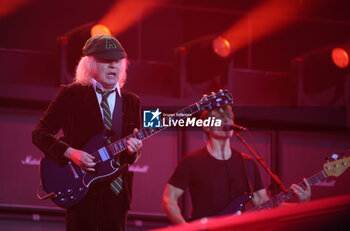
left=32, top=83, right=141, bottom=209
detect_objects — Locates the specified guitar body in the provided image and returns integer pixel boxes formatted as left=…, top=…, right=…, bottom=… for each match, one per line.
left=40, top=132, right=125, bottom=208
left=214, top=194, right=252, bottom=217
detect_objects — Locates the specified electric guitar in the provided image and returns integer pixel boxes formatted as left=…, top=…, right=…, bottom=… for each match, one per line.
left=215, top=155, right=350, bottom=216
left=39, top=90, right=233, bottom=208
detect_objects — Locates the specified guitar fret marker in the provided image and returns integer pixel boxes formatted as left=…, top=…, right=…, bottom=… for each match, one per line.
left=123, top=140, right=127, bottom=147
left=113, top=144, right=119, bottom=153
left=115, top=142, right=120, bottom=150
left=119, top=141, right=124, bottom=150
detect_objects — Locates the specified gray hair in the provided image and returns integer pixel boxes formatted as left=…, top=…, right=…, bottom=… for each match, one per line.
left=74, top=56, right=128, bottom=88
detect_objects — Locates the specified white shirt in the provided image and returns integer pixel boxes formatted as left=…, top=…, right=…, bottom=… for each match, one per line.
left=92, top=79, right=121, bottom=120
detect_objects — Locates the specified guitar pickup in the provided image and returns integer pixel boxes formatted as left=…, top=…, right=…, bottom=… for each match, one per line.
left=98, top=147, right=110, bottom=161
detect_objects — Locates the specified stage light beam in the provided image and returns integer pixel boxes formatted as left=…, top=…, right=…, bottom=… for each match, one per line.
left=213, top=0, right=314, bottom=57
left=0, top=0, right=36, bottom=18
left=99, top=0, right=167, bottom=36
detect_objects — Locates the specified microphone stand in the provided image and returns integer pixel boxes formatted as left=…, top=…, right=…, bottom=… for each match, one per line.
left=235, top=131, right=288, bottom=193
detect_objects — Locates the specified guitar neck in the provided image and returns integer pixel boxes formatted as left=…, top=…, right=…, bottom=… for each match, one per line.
left=105, top=103, right=200, bottom=156
left=249, top=170, right=328, bottom=212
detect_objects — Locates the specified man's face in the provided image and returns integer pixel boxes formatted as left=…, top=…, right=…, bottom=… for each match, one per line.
left=208, top=109, right=235, bottom=140
left=94, top=58, right=124, bottom=90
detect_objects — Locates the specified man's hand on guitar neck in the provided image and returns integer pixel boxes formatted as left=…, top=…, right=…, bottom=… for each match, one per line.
left=64, top=147, right=96, bottom=172
left=291, top=178, right=311, bottom=202
left=126, top=128, right=143, bottom=156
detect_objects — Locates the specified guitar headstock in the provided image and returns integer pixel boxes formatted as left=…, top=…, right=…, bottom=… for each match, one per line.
left=323, top=154, right=350, bottom=177
left=198, top=90, right=233, bottom=111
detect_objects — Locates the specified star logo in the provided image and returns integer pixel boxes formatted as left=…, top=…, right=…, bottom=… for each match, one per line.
left=150, top=108, right=161, bottom=121
left=143, top=108, right=162, bottom=128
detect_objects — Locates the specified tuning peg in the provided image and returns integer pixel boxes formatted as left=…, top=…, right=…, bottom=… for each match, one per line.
left=331, top=153, right=339, bottom=160
left=341, top=152, right=345, bottom=158
left=202, top=94, right=209, bottom=101
left=325, top=156, right=330, bottom=163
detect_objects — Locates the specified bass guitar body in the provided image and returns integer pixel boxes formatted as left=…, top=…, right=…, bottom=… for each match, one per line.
left=214, top=194, right=252, bottom=217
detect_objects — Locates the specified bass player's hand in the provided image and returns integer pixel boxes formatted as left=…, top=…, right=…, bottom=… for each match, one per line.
left=291, top=178, right=311, bottom=202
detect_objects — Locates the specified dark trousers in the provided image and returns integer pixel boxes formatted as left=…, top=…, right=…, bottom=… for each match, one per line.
left=66, top=182, right=128, bottom=231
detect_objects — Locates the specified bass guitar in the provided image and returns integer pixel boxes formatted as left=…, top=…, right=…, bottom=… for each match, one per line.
left=40, top=90, right=233, bottom=207
left=215, top=154, right=350, bottom=216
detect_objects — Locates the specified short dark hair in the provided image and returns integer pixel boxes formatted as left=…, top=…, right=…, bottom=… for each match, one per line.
left=200, top=105, right=234, bottom=137
left=200, top=105, right=233, bottom=121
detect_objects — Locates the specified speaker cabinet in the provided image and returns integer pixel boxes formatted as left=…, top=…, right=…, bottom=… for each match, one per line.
left=0, top=108, right=58, bottom=209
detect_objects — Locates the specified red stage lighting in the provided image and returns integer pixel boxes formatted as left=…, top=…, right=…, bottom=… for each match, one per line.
left=212, top=36, right=231, bottom=58
left=99, top=0, right=166, bottom=36
left=331, top=47, right=349, bottom=69
left=0, top=0, right=35, bottom=18
left=212, top=0, right=306, bottom=57
left=90, top=24, right=111, bottom=36
left=177, top=35, right=232, bottom=83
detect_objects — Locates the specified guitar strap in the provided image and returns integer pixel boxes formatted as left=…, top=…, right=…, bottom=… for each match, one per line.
left=239, top=152, right=254, bottom=195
